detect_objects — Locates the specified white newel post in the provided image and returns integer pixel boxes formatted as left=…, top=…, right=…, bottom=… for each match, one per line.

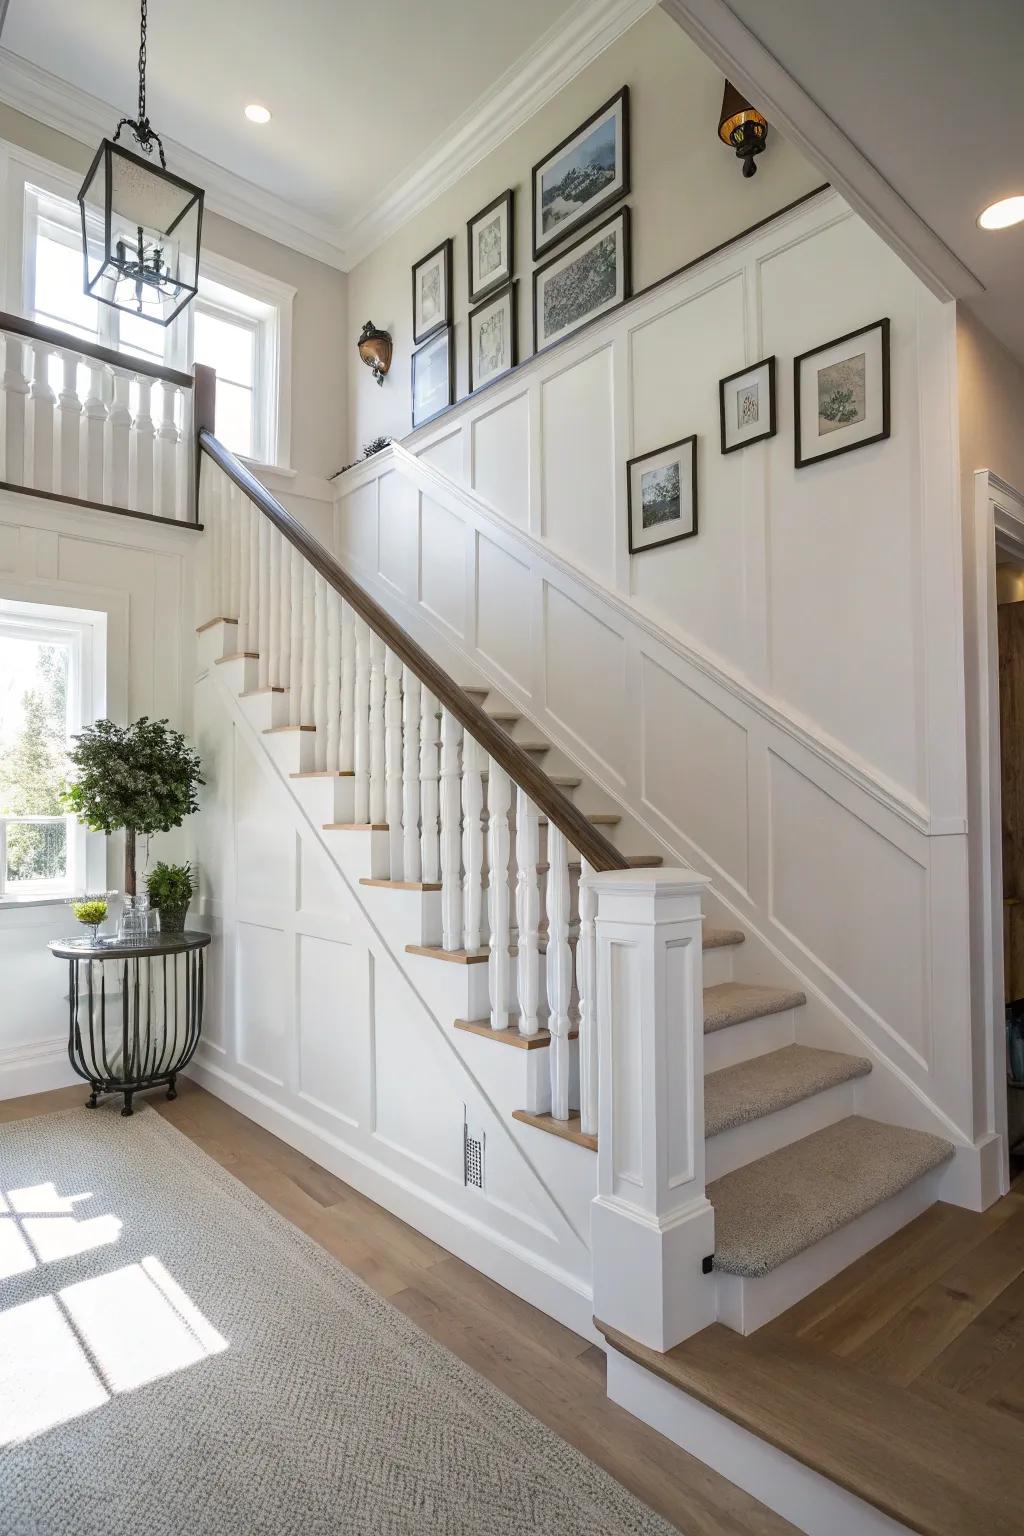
left=586, top=867, right=716, bottom=1353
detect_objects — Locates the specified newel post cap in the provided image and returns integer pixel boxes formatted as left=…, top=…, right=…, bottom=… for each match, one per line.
left=581, top=865, right=710, bottom=921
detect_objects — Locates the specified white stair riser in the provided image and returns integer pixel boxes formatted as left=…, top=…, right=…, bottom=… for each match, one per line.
left=322, top=827, right=390, bottom=881
left=402, top=954, right=490, bottom=1021
left=361, top=887, right=442, bottom=948
left=702, top=946, right=736, bottom=989
left=263, top=729, right=317, bottom=774
left=706, top=1079, right=858, bottom=1183
left=214, top=654, right=259, bottom=695
left=703, top=1008, right=797, bottom=1074
left=197, top=619, right=238, bottom=668
left=288, top=777, right=356, bottom=825
left=238, top=691, right=290, bottom=731
left=714, top=1164, right=945, bottom=1335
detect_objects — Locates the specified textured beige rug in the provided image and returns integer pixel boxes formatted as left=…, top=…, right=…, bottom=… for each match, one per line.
left=0, top=1105, right=677, bottom=1535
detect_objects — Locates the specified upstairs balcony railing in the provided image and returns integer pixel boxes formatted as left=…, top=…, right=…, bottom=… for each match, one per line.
left=0, top=310, right=213, bottom=527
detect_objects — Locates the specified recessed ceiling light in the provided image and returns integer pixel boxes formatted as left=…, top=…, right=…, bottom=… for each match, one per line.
left=244, top=104, right=272, bottom=125
left=978, top=195, right=1024, bottom=230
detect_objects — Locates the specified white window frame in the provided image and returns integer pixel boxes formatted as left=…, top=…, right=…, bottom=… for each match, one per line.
left=0, top=598, right=106, bottom=905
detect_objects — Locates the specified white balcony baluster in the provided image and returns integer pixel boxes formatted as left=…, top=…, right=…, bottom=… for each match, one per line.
left=157, top=381, right=179, bottom=520
left=133, top=375, right=155, bottom=516
left=58, top=351, right=83, bottom=499
left=29, top=342, right=56, bottom=491
left=109, top=371, right=132, bottom=507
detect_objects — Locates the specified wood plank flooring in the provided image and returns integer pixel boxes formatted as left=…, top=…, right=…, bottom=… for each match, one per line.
left=0, top=1081, right=795, bottom=1536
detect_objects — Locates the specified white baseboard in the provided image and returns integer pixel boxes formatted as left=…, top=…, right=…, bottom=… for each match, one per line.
left=187, top=1056, right=597, bottom=1342
left=0, top=1038, right=79, bottom=1101
left=605, top=1349, right=913, bottom=1536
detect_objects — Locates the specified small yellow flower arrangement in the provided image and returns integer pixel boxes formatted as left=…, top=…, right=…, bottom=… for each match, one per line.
left=71, top=896, right=108, bottom=943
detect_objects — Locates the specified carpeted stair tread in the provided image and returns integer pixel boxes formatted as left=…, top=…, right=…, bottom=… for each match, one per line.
left=708, top=1116, right=954, bottom=1278
left=704, top=1044, right=872, bottom=1138
left=703, top=981, right=806, bottom=1034
left=703, top=926, right=745, bottom=950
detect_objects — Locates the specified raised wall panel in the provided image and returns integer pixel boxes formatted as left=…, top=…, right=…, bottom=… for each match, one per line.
left=544, top=584, right=626, bottom=780
left=472, top=395, right=530, bottom=528
left=476, top=535, right=532, bottom=693
left=769, top=752, right=929, bottom=1066
left=297, top=934, right=367, bottom=1125
left=420, top=493, right=466, bottom=637
left=541, top=348, right=615, bottom=584
left=234, top=733, right=291, bottom=908
left=57, top=536, right=156, bottom=718
left=0, top=525, right=20, bottom=570
left=641, top=654, right=749, bottom=887
left=337, top=480, right=378, bottom=574
left=236, top=921, right=286, bottom=1084
left=297, top=833, right=340, bottom=915
left=378, top=471, right=419, bottom=598
left=417, top=430, right=462, bottom=482
left=371, top=962, right=459, bottom=1179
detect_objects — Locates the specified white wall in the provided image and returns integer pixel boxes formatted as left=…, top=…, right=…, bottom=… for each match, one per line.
left=345, top=5, right=821, bottom=456
left=334, top=192, right=990, bottom=1171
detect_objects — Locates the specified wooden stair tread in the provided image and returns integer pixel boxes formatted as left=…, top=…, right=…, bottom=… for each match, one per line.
left=290, top=770, right=355, bottom=778
left=323, top=822, right=389, bottom=831
left=263, top=723, right=315, bottom=733
left=512, top=1109, right=597, bottom=1151
left=704, top=1044, right=871, bottom=1138
left=595, top=1319, right=1023, bottom=1536
left=196, top=616, right=237, bottom=633
left=240, top=686, right=285, bottom=696
left=215, top=651, right=258, bottom=663
left=703, top=981, right=806, bottom=1035
left=360, top=877, right=442, bottom=892
left=405, top=944, right=488, bottom=965
left=455, top=1019, right=556, bottom=1049
left=702, top=926, right=745, bottom=950
left=708, top=1116, right=953, bottom=1278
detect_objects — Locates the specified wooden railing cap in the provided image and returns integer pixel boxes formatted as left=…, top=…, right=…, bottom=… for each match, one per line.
left=0, top=309, right=194, bottom=390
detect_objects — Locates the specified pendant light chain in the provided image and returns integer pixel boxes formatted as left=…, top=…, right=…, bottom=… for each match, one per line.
left=113, top=0, right=167, bottom=166
left=137, top=0, right=148, bottom=128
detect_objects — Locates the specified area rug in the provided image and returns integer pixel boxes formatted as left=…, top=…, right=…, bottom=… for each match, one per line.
left=0, top=1106, right=677, bottom=1535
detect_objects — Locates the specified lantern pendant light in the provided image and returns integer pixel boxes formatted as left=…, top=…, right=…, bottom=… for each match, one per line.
left=718, top=81, right=769, bottom=179
left=78, top=0, right=204, bottom=326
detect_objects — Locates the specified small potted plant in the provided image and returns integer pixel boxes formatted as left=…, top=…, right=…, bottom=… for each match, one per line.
left=145, top=861, right=193, bottom=934
left=70, top=894, right=110, bottom=944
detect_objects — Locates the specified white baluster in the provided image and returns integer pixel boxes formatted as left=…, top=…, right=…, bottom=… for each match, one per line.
left=384, top=648, right=404, bottom=877
left=353, top=617, right=371, bottom=822
left=324, top=587, right=341, bottom=771
left=516, top=789, right=542, bottom=1037
left=420, top=689, right=440, bottom=884
left=108, top=371, right=131, bottom=507
left=462, top=734, right=485, bottom=953
left=238, top=494, right=253, bottom=646
left=577, top=858, right=598, bottom=1138
left=487, top=761, right=512, bottom=1031
left=248, top=496, right=261, bottom=647
left=402, top=667, right=422, bottom=883
left=312, top=573, right=329, bottom=767
left=257, top=517, right=271, bottom=688
left=57, top=351, right=82, bottom=499
left=546, top=826, right=573, bottom=1118
left=83, top=361, right=107, bottom=503
left=133, top=374, right=155, bottom=515
left=29, top=342, right=55, bottom=491
left=440, top=709, right=463, bottom=951
left=339, top=601, right=356, bottom=772
left=369, top=634, right=386, bottom=825
left=269, top=526, right=283, bottom=688
left=157, top=381, right=179, bottom=520
left=300, top=563, right=316, bottom=725
left=1, top=336, right=29, bottom=485
left=279, top=524, right=292, bottom=706
left=288, top=546, right=302, bottom=723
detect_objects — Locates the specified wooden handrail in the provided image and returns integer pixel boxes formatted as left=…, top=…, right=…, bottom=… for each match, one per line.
left=199, top=430, right=629, bottom=873
left=0, top=310, right=194, bottom=389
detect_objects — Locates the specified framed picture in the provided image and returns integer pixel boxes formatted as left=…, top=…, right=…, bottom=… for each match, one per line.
left=794, top=317, right=890, bottom=468
left=532, top=86, right=629, bottom=259
left=533, top=206, right=631, bottom=353
left=467, top=189, right=514, bottom=304
left=412, top=238, right=453, bottom=344
left=411, top=326, right=454, bottom=429
left=719, top=356, right=777, bottom=454
left=627, top=435, right=698, bottom=554
left=469, top=282, right=518, bottom=393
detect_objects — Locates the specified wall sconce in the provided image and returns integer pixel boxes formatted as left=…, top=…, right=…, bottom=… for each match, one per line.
left=357, top=321, right=393, bottom=386
left=718, top=81, right=769, bottom=178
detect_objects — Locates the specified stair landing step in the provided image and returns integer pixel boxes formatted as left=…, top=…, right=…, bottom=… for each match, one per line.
left=703, top=982, right=805, bottom=1035
left=709, top=1115, right=953, bottom=1278
left=512, top=1109, right=597, bottom=1151
left=705, top=1044, right=871, bottom=1138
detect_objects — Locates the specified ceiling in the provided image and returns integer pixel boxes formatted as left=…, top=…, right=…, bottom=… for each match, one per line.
left=666, top=0, right=1024, bottom=366
left=0, top=0, right=596, bottom=264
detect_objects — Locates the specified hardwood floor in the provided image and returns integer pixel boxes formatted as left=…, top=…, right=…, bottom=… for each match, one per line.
left=0, top=1080, right=795, bottom=1536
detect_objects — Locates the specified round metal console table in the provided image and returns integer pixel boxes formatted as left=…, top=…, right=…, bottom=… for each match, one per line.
left=48, top=931, right=211, bottom=1116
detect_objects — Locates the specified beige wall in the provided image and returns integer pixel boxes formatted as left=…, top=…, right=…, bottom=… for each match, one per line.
left=0, top=103, right=348, bottom=479
left=958, top=305, right=1024, bottom=500
left=345, top=6, right=821, bottom=456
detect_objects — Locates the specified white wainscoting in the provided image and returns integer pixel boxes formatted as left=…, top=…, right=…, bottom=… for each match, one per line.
left=332, top=190, right=988, bottom=1175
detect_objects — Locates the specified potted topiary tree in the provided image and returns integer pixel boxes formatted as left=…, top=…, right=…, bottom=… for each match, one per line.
left=62, top=718, right=204, bottom=897
left=145, top=861, right=193, bottom=933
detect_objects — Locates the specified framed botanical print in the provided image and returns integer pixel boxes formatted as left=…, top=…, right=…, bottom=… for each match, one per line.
left=794, top=317, right=890, bottom=468
left=627, top=435, right=698, bottom=554
left=469, top=282, right=517, bottom=393
left=533, top=206, right=631, bottom=353
left=467, top=189, right=514, bottom=304
left=719, top=356, right=777, bottom=454
left=412, top=238, right=453, bottom=345
left=411, top=325, right=454, bottom=429
left=532, top=87, right=629, bottom=259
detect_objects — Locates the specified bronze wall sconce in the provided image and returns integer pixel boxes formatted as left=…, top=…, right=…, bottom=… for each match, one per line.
left=358, top=321, right=393, bottom=386
left=718, top=81, right=769, bottom=178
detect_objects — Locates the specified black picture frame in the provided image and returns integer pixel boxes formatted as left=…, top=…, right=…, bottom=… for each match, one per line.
left=531, top=86, right=630, bottom=260
left=411, top=325, right=454, bottom=430
left=468, top=281, right=518, bottom=395
left=626, top=434, right=699, bottom=555
left=411, top=237, right=453, bottom=345
left=532, top=205, right=632, bottom=356
left=718, top=355, right=777, bottom=455
left=794, top=317, right=891, bottom=469
left=467, top=189, right=514, bottom=305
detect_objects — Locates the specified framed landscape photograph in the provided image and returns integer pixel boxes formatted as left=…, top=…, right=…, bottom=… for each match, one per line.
left=532, top=86, right=629, bottom=259
left=411, top=325, right=454, bottom=429
left=467, top=189, right=514, bottom=304
left=469, top=282, right=517, bottom=393
left=533, top=206, right=631, bottom=353
left=719, top=355, right=777, bottom=454
left=412, top=238, right=453, bottom=344
left=627, top=435, right=698, bottom=554
left=794, top=317, right=890, bottom=468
